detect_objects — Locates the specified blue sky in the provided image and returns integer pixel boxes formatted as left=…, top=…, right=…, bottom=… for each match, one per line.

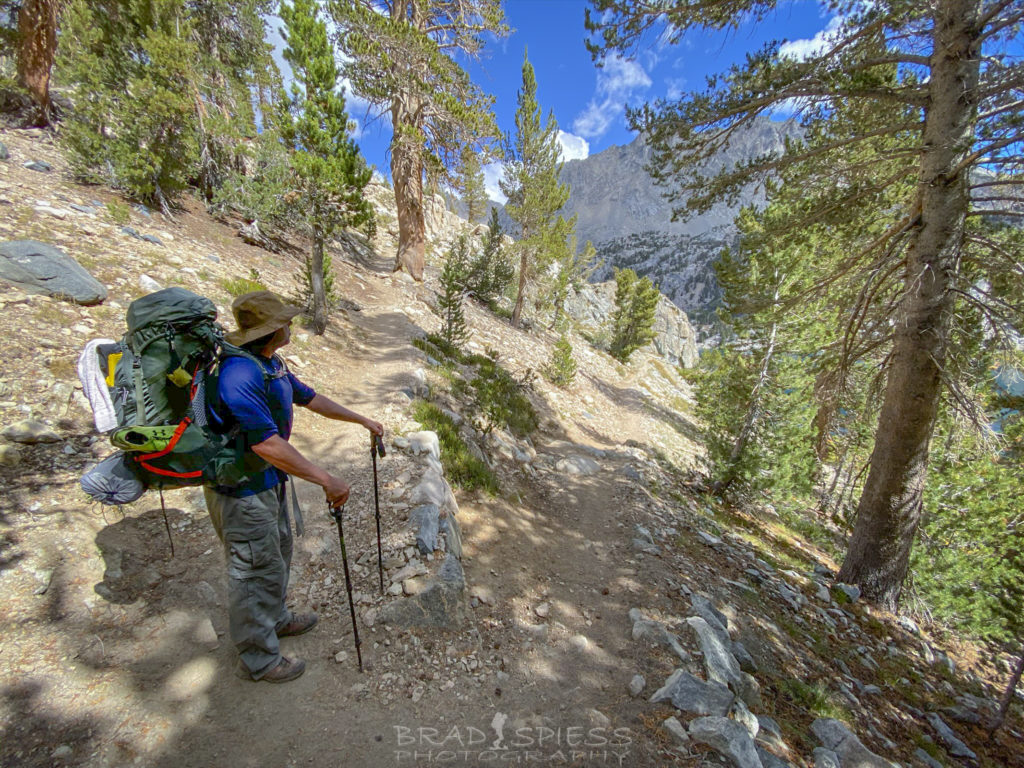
left=269, top=1, right=839, bottom=202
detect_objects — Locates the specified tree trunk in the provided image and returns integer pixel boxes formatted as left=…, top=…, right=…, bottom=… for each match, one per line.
left=989, top=648, right=1024, bottom=736
left=16, top=0, right=59, bottom=127
left=511, top=249, right=529, bottom=328
left=390, top=100, right=426, bottom=281
left=311, top=226, right=328, bottom=336
left=388, top=2, right=426, bottom=281
left=713, top=316, right=778, bottom=496
left=837, top=0, right=982, bottom=610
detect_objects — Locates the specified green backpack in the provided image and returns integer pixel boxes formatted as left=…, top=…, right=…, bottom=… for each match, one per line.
left=102, top=288, right=271, bottom=490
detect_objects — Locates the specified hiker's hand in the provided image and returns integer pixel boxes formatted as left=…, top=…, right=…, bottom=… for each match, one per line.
left=362, top=418, right=383, bottom=437
left=324, top=475, right=350, bottom=508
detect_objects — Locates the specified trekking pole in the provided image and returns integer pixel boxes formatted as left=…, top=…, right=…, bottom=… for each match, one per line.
left=328, top=501, right=363, bottom=672
left=371, top=433, right=386, bottom=594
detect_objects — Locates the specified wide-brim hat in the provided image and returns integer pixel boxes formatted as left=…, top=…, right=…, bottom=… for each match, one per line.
left=224, top=290, right=302, bottom=346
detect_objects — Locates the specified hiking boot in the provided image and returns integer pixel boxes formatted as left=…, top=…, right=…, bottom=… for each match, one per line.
left=277, top=611, right=318, bottom=638
left=260, top=656, right=306, bottom=683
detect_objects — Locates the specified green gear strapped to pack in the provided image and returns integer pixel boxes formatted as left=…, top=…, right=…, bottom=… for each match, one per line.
left=84, top=287, right=274, bottom=496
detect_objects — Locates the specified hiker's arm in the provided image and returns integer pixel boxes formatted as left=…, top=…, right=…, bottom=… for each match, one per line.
left=304, top=394, right=383, bottom=435
left=251, top=434, right=350, bottom=506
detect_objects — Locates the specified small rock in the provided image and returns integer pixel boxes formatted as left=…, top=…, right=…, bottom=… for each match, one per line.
left=206, top=253, right=221, bottom=263
left=697, top=530, right=723, bottom=547
left=334, top=651, right=349, bottom=663
left=35, top=204, right=67, bottom=219
left=731, top=698, right=760, bottom=739
left=403, top=578, right=426, bottom=596
left=0, top=443, right=22, bottom=466
left=732, top=641, right=758, bottom=674
left=913, top=748, right=944, bottom=768
left=555, top=455, right=600, bottom=476
left=811, top=718, right=892, bottom=768
left=470, top=585, right=494, bottom=605
left=534, top=602, right=551, bottom=619
left=51, top=745, right=72, bottom=759
left=406, top=430, right=440, bottom=460
left=587, top=709, right=610, bottom=728
left=663, top=716, right=690, bottom=746
left=629, top=674, right=646, bottom=697
left=0, top=141, right=8, bottom=161
left=632, top=538, right=661, bottom=555
left=833, top=583, right=861, bottom=603
left=925, top=713, right=976, bottom=760
left=650, top=669, right=734, bottom=717
left=138, top=275, right=162, bottom=293
left=2, top=420, right=60, bottom=443
left=193, top=617, right=219, bottom=650
left=689, top=716, right=762, bottom=768
left=813, top=748, right=841, bottom=768
left=23, top=160, right=52, bottom=172
left=387, top=582, right=404, bottom=596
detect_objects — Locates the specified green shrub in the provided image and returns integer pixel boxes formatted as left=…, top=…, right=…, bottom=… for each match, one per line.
left=223, top=268, right=266, bottom=297
left=468, top=352, right=537, bottom=436
left=412, top=400, right=498, bottom=493
left=544, top=332, right=577, bottom=387
left=106, top=201, right=132, bottom=225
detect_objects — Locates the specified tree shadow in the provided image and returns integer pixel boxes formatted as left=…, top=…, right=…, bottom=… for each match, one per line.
left=0, top=680, right=103, bottom=767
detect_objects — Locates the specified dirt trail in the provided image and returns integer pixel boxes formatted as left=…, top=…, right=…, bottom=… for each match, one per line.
left=151, top=254, right=676, bottom=768
left=0, top=210, right=699, bottom=768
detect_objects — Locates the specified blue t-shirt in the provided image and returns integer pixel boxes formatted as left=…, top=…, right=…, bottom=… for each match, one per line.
left=209, top=354, right=316, bottom=496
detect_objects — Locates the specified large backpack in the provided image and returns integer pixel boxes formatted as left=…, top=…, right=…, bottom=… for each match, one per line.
left=80, top=288, right=273, bottom=501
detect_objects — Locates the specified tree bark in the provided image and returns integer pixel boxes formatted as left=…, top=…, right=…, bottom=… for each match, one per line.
left=311, top=224, right=328, bottom=336
left=16, top=0, right=59, bottom=127
left=390, top=95, right=426, bottom=281
left=837, top=0, right=982, bottom=611
left=511, top=249, right=528, bottom=328
left=388, top=0, right=426, bottom=281
left=989, top=649, right=1024, bottom=736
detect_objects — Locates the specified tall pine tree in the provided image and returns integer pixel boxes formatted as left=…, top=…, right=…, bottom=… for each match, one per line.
left=455, top=145, right=489, bottom=225
left=330, top=0, right=507, bottom=280
left=501, top=49, right=576, bottom=329
left=587, top=0, right=1024, bottom=609
left=609, top=268, right=659, bottom=363
left=278, top=0, right=373, bottom=335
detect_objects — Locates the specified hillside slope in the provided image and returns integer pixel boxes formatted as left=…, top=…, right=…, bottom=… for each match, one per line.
left=0, top=127, right=1020, bottom=768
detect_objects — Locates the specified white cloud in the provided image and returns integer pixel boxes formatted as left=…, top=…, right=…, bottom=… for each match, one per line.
left=599, top=54, right=652, bottom=100
left=779, top=15, right=845, bottom=61
left=573, top=54, right=651, bottom=140
left=665, top=77, right=687, bottom=101
left=557, top=130, right=590, bottom=162
left=483, top=162, right=507, bottom=204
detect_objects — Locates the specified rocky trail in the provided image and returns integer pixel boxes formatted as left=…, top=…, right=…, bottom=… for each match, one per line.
left=1, top=127, right=1021, bottom=768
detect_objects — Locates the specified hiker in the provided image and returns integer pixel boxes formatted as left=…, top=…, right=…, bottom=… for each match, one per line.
left=204, top=290, right=383, bottom=683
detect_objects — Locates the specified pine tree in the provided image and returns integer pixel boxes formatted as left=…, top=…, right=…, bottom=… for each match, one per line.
left=60, top=0, right=199, bottom=210
left=547, top=237, right=598, bottom=331
left=455, top=145, right=489, bottom=225
left=501, top=49, right=576, bottom=329
left=58, top=0, right=279, bottom=210
left=278, top=0, right=373, bottom=335
left=588, top=0, right=1024, bottom=609
left=609, top=268, right=659, bottom=363
left=465, top=208, right=514, bottom=306
left=439, top=236, right=470, bottom=348
left=544, top=331, right=577, bottom=387
left=330, top=0, right=508, bottom=280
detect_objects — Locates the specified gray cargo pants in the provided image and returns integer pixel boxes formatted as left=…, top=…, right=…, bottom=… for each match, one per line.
left=204, top=482, right=295, bottom=679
